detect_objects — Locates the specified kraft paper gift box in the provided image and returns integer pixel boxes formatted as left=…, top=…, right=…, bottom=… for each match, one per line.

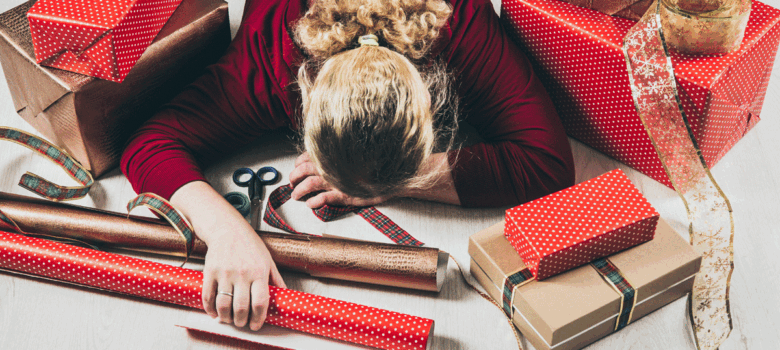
left=501, top=0, right=780, bottom=188
left=27, top=0, right=183, bottom=83
left=0, top=0, right=230, bottom=177
left=469, top=219, right=701, bottom=350
left=505, top=169, right=659, bottom=280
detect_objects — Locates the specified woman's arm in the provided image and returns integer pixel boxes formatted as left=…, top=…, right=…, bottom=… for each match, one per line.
left=121, top=7, right=292, bottom=329
left=170, top=181, right=286, bottom=330
left=441, top=0, right=575, bottom=207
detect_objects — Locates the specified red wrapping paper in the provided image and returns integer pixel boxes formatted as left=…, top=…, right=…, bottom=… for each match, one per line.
left=504, top=169, right=659, bottom=280
left=502, top=0, right=780, bottom=187
left=27, top=0, right=183, bottom=82
left=0, top=231, right=433, bottom=350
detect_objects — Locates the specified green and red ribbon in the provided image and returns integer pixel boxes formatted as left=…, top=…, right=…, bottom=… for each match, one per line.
left=264, top=184, right=424, bottom=246
left=0, top=127, right=93, bottom=201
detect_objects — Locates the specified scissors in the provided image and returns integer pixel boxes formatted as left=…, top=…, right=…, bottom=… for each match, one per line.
left=232, top=166, right=281, bottom=230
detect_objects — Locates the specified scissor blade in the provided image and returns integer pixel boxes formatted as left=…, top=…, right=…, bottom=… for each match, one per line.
left=250, top=198, right=262, bottom=230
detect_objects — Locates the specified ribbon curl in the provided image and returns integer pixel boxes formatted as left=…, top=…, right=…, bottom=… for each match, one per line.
left=622, top=1, right=743, bottom=348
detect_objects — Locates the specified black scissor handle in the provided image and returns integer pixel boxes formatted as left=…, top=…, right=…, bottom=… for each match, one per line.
left=255, top=166, right=280, bottom=185
left=232, top=167, right=256, bottom=187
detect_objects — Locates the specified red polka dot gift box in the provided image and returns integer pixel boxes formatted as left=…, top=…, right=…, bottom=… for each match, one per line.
left=0, top=230, right=434, bottom=350
left=504, top=169, right=659, bottom=280
left=26, top=0, right=183, bottom=83
left=502, top=0, right=780, bottom=188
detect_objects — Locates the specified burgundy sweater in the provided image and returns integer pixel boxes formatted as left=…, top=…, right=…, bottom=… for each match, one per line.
left=120, top=0, right=574, bottom=208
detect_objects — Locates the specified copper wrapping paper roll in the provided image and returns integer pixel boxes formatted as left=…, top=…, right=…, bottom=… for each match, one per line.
left=0, top=192, right=447, bottom=292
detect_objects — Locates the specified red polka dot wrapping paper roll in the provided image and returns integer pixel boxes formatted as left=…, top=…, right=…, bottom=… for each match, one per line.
left=0, top=231, right=434, bottom=350
left=501, top=0, right=780, bottom=188
left=504, top=169, right=659, bottom=280
left=26, top=0, right=183, bottom=83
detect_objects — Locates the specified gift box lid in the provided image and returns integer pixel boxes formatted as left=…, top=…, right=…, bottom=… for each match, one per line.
left=469, top=218, right=700, bottom=347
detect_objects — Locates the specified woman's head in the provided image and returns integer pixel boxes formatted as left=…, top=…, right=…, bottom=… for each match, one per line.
left=294, top=0, right=456, bottom=198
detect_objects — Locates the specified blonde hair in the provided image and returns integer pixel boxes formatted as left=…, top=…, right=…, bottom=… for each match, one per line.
left=294, top=0, right=457, bottom=198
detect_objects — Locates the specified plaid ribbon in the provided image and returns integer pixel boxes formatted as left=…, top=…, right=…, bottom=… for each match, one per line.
left=501, top=268, right=533, bottom=316
left=263, top=184, right=424, bottom=246
left=591, top=258, right=636, bottom=331
left=0, top=127, right=93, bottom=201
left=127, top=193, right=196, bottom=265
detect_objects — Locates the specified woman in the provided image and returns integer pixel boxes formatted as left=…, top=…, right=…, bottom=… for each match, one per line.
left=121, top=0, right=574, bottom=332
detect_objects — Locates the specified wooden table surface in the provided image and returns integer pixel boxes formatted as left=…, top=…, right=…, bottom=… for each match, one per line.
left=1, top=0, right=778, bottom=349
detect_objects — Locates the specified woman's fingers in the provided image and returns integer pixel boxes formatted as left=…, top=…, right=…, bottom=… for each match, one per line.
left=304, top=191, right=339, bottom=208
left=289, top=161, right=319, bottom=188
left=202, top=272, right=219, bottom=318
left=249, top=280, right=271, bottom=331
left=291, top=175, right=330, bottom=201
left=294, top=152, right=310, bottom=167
left=215, top=278, right=234, bottom=324
left=232, top=280, right=251, bottom=328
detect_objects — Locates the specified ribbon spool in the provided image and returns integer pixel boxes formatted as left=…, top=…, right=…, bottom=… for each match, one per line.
left=660, top=0, right=752, bottom=54
left=224, top=192, right=251, bottom=217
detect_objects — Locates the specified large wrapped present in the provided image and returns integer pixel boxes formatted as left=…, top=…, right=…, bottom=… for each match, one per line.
left=505, top=169, right=658, bottom=280
left=27, top=0, right=182, bottom=82
left=0, top=0, right=230, bottom=177
left=469, top=219, right=700, bottom=350
left=502, top=0, right=780, bottom=187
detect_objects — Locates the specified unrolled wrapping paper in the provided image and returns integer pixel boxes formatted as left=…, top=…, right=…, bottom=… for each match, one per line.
left=0, top=230, right=434, bottom=350
left=0, top=191, right=447, bottom=292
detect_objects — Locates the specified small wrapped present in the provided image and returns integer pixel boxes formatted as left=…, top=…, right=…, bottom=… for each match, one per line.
left=469, top=218, right=701, bottom=350
left=0, top=0, right=230, bottom=177
left=27, top=0, right=182, bottom=82
left=502, top=0, right=780, bottom=188
left=504, top=169, right=659, bottom=280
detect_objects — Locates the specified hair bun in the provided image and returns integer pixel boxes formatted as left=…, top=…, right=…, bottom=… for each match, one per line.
left=294, top=0, right=452, bottom=60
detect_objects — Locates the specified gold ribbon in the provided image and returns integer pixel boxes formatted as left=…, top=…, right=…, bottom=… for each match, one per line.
left=622, top=2, right=743, bottom=348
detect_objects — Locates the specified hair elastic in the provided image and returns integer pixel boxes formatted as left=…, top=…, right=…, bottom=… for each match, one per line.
left=358, top=34, right=379, bottom=47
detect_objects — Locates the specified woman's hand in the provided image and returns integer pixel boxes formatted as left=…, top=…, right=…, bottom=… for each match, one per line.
left=290, top=151, right=462, bottom=207
left=170, top=181, right=286, bottom=331
left=201, top=221, right=285, bottom=330
left=289, top=152, right=390, bottom=208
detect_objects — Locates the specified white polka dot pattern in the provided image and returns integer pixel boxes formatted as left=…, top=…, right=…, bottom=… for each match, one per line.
left=501, top=0, right=780, bottom=188
left=0, top=231, right=433, bottom=350
left=503, top=169, right=658, bottom=280
left=27, top=0, right=183, bottom=83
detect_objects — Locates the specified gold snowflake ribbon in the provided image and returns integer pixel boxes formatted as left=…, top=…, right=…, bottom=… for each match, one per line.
left=622, top=1, right=748, bottom=348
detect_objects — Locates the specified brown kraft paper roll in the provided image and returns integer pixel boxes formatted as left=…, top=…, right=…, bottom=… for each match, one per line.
left=0, top=191, right=447, bottom=292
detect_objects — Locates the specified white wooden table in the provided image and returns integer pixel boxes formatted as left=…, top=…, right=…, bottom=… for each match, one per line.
left=0, top=0, right=777, bottom=349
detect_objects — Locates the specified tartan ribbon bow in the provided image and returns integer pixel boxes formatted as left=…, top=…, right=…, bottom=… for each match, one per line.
left=263, top=184, right=424, bottom=247
left=501, top=258, right=636, bottom=332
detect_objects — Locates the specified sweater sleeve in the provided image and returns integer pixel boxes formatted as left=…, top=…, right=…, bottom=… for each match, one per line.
left=444, top=0, right=575, bottom=207
left=120, top=21, right=291, bottom=200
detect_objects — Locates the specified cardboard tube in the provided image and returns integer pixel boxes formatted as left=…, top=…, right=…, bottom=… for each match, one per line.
left=0, top=191, right=447, bottom=291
